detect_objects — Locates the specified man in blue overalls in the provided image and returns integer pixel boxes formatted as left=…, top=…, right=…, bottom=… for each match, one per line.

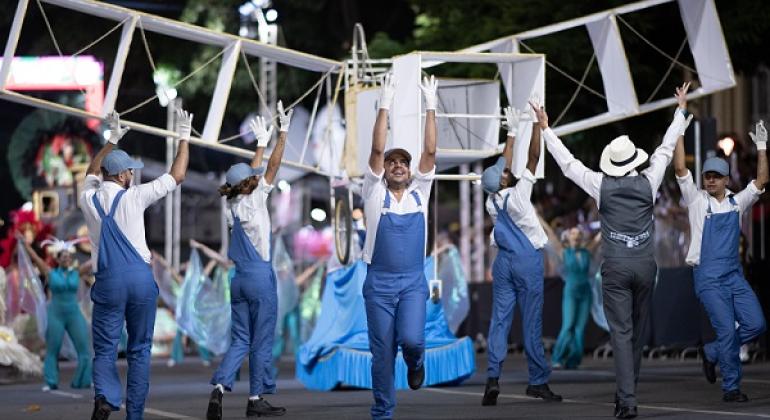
left=674, top=120, right=767, bottom=402
left=79, top=109, right=192, bottom=420
left=361, top=73, right=437, bottom=420
left=480, top=100, right=562, bottom=406
left=206, top=102, right=292, bottom=420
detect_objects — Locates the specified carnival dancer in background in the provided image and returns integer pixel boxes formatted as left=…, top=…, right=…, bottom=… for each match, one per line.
left=18, top=235, right=92, bottom=390
left=480, top=101, right=562, bottom=406
left=534, top=82, right=692, bottom=419
left=541, top=223, right=601, bottom=370
left=206, top=101, right=292, bottom=420
left=360, top=73, right=437, bottom=420
left=674, top=120, right=767, bottom=402
left=79, top=109, right=191, bottom=420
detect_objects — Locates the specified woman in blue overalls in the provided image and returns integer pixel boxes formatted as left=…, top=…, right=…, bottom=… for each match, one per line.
left=206, top=103, right=291, bottom=420
left=481, top=101, right=561, bottom=406
left=546, top=227, right=599, bottom=369
left=674, top=121, right=768, bottom=402
left=19, top=236, right=92, bottom=390
left=361, top=74, right=437, bottom=420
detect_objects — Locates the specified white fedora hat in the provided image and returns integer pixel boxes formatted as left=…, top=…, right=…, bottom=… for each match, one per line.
left=599, top=135, right=648, bottom=177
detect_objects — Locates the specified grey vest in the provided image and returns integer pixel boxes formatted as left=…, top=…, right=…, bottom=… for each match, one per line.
left=599, top=175, right=654, bottom=258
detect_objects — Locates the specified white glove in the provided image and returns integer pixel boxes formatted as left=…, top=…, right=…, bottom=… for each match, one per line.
left=250, top=116, right=274, bottom=148
left=277, top=100, right=293, bottom=133
left=677, top=114, right=694, bottom=137
left=749, top=120, right=767, bottom=151
left=501, top=106, right=521, bottom=137
left=378, top=73, right=396, bottom=111
left=105, top=111, right=129, bottom=145
left=420, top=75, right=438, bottom=111
left=175, top=108, right=193, bottom=140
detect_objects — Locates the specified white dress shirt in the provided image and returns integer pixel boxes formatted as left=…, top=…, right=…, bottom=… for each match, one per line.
left=677, top=170, right=763, bottom=266
left=79, top=174, right=177, bottom=271
left=362, top=165, right=435, bottom=264
left=542, top=110, right=688, bottom=208
left=486, top=169, right=548, bottom=250
left=225, top=177, right=274, bottom=261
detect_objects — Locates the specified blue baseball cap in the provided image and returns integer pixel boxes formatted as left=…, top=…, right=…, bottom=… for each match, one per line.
left=225, top=163, right=265, bottom=186
left=101, top=149, right=144, bottom=176
left=481, top=157, right=507, bottom=194
left=702, top=157, right=729, bottom=177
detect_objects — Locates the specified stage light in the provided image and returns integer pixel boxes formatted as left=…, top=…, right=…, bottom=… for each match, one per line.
left=310, top=208, right=327, bottom=222
left=265, top=9, right=278, bottom=22
left=278, top=179, right=291, bottom=192
left=718, top=136, right=735, bottom=156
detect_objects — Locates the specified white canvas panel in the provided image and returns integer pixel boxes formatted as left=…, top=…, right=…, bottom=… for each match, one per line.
left=677, top=0, right=734, bottom=91
left=586, top=16, right=638, bottom=115
left=392, top=54, right=424, bottom=173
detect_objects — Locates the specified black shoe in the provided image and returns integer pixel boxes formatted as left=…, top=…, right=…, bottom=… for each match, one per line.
left=525, top=384, right=562, bottom=402
left=723, top=390, right=749, bottom=402
left=206, top=388, right=223, bottom=420
left=407, top=365, right=425, bottom=390
left=246, top=398, right=286, bottom=417
left=481, top=377, right=500, bottom=406
left=91, top=396, right=112, bottom=420
left=698, top=346, right=717, bottom=384
left=615, top=405, right=638, bottom=419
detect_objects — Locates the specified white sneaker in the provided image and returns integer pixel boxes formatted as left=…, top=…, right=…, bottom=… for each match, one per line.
left=202, top=360, right=211, bottom=367
left=167, top=359, right=176, bottom=368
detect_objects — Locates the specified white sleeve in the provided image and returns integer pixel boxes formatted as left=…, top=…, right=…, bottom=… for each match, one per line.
left=643, top=109, right=687, bottom=194
left=362, top=165, right=384, bottom=199
left=675, top=170, right=701, bottom=207
left=733, top=180, right=764, bottom=213
left=413, top=165, right=436, bottom=200
left=543, top=128, right=602, bottom=202
left=513, top=169, right=536, bottom=202
left=78, top=175, right=100, bottom=209
left=136, top=173, right=177, bottom=209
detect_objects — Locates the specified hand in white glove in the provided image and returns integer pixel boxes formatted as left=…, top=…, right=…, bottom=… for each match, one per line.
left=378, top=73, right=396, bottom=111
left=175, top=108, right=193, bottom=140
left=105, top=110, right=130, bottom=145
left=677, top=114, right=694, bottom=137
left=749, top=119, right=767, bottom=151
left=277, top=100, right=293, bottom=133
left=501, top=106, right=521, bottom=137
left=250, top=116, right=274, bottom=148
left=420, top=74, right=439, bottom=111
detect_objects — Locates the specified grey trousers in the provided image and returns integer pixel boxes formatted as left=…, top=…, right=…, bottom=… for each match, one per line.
left=601, top=256, right=656, bottom=408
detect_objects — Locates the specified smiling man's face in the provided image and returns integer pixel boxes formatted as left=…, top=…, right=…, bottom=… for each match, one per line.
left=384, top=155, right=411, bottom=188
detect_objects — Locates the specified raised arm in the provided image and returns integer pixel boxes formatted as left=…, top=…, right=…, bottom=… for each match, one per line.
left=419, top=75, right=438, bottom=173
left=674, top=133, right=688, bottom=178
left=152, top=250, right=183, bottom=284
left=500, top=106, right=520, bottom=172
left=370, top=73, right=395, bottom=175
left=263, top=101, right=291, bottom=186
left=16, top=233, right=50, bottom=278
left=750, top=120, right=768, bottom=190
left=526, top=99, right=543, bottom=174
left=169, top=108, right=192, bottom=185
left=86, top=111, right=127, bottom=175
left=531, top=103, right=603, bottom=202
left=643, top=82, right=693, bottom=192
left=190, top=239, right=231, bottom=268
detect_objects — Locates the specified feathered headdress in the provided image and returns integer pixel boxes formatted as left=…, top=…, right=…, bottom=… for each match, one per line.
left=40, top=235, right=87, bottom=256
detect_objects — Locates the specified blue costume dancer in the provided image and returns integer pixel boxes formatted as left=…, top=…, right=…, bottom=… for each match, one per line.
left=480, top=101, right=562, bottom=406
left=545, top=226, right=599, bottom=370
left=206, top=102, right=292, bottom=420
left=79, top=109, right=191, bottom=420
left=674, top=120, right=768, bottom=402
left=20, top=236, right=92, bottom=390
left=360, top=74, right=437, bottom=420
